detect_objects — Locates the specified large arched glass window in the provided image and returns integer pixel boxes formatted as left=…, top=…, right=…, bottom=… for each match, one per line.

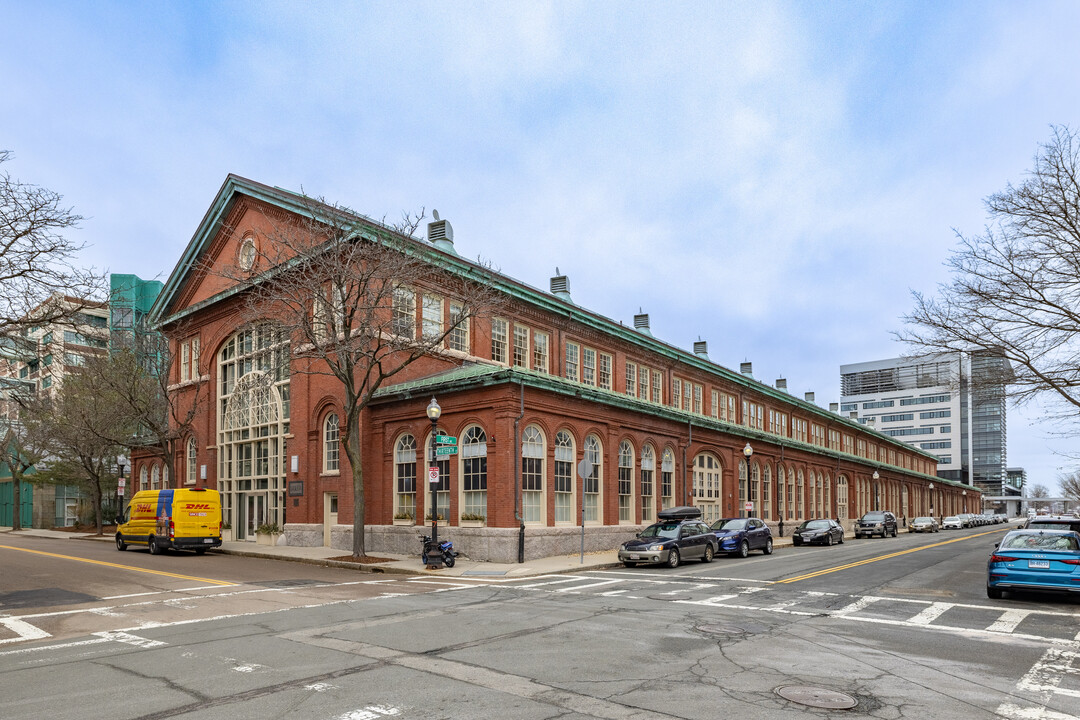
left=460, top=426, right=488, bottom=520
left=762, top=463, right=772, bottom=520
left=186, top=438, right=197, bottom=485
left=786, top=466, right=795, bottom=520
left=750, top=462, right=761, bottom=517
left=140, top=466, right=148, bottom=491
left=837, top=475, right=849, bottom=520
left=693, top=453, right=722, bottom=523
left=640, top=444, right=656, bottom=524
left=824, top=473, right=832, bottom=517
left=217, top=325, right=290, bottom=539
left=522, top=425, right=545, bottom=524
left=323, top=413, right=340, bottom=473
left=554, top=430, right=575, bottom=524
left=738, top=459, right=748, bottom=513
left=618, top=440, right=634, bottom=524
left=808, top=470, right=816, bottom=518
left=777, top=465, right=786, bottom=520
left=797, top=470, right=805, bottom=520
left=583, top=434, right=602, bottom=523
left=394, top=434, right=417, bottom=521
left=162, top=464, right=169, bottom=489
left=661, top=448, right=675, bottom=510
left=151, top=464, right=160, bottom=490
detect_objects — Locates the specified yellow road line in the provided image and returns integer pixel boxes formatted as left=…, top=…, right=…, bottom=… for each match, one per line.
left=778, top=528, right=1008, bottom=584
left=0, top=545, right=236, bottom=586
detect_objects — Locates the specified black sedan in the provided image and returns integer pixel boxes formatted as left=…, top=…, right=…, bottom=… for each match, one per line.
left=792, top=519, right=845, bottom=546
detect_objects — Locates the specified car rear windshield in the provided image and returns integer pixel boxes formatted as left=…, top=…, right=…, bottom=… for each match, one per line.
left=1029, top=519, right=1080, bottom=533
left=1002, top=533, right=1080, bottom=551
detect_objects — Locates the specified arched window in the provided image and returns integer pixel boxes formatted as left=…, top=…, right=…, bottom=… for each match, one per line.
left=808, top=470, right=816, bottom=518
left=762, top=463, right=772, bottom=520
left=823, top=473, right=831, bottom=517
left=750, top=462, right=761, bottom=517
left=583, top=434, right=602, bottom=524
left=461, top=426, right=488, bottom=520
left=837, top=475, right=849, bottom=520
left=738, top=459, right=748, bottom=513
left=323, top=413, right=340, bottom=473
left=162, top=464, right=169, bottom=489
left=554, top=430, right=575, bottom=524
left=140, top=466, right=148, bottom=491
left=394, top=434, right=417, bottom=521
left=641, top=444, right=656, bottom=524
left=786, top=466, right=795, bottom=520
left=660, top=448, right=675, bottom=510
left=797, top=470, right=805, bottom=520
left=522, top=425, right=545, bottom=524
left=693, top=453, right=722, bottom=523
left=777, top=465, right=786, bottom=520
left=217, top=325, right=290, bottom=538
left=151, top=464, right=160, bottom=490
left=618, top=440, right=634, bottom=524
left=187, top=437, right=198, bottom=485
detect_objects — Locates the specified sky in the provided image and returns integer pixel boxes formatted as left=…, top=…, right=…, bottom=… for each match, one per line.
left=2, top=1, right=1077, bottom=492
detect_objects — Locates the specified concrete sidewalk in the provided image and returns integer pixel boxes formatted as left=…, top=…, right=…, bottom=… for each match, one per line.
left=2, top=526, right=796, bottom=578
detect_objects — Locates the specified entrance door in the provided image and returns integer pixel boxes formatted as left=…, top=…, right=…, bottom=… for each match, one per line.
left=246, top=494, right=266, bottom=541
left=323, top=492, right=338, bottom=547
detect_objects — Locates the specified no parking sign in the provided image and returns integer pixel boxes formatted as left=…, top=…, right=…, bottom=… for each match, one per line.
left=428, top=467, right=439, bottom=484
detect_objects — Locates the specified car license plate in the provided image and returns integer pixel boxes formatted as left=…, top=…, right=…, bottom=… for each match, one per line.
left=629, top=554, right=640, bottom=560
left=1029, top=560, right=1050, bottom=569
left=204, top=538, right=214, bottom=544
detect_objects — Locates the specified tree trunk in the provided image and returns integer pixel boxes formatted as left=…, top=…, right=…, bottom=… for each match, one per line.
left=11, top=470, right=22, bottom=531
left=92, top=479, right=103, bottom=535
left=347, top=417, right=366, bottom=558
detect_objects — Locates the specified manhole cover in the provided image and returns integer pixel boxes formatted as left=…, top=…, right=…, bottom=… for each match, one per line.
left=775, top=686, right=858, bottom=709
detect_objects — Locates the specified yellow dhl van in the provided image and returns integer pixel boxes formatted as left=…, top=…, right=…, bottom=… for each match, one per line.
left=116, top=488, right=222, bottom=555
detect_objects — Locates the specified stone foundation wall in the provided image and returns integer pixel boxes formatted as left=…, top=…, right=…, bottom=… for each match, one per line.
left=283, top=522, right=644, bottom=563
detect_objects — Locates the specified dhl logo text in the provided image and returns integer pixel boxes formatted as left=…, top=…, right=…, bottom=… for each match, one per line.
left=182, top=504, right=213, bottom=510
left=136, top=504, right=153, bottom=512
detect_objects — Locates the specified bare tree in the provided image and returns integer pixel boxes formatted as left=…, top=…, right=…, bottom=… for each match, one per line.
left=1028, top=483, right=1050, bottom=511
left=1060, top=471, right=1080, bottom=507
left=19, top=378, right=128, bottom=534
left=218, top=196, right=504, bottom=558
left=0, top=151, right=105, bottom=338
left=898, top=126, right=1080, bottom=427
left=0, top=418, right=46, bottom=531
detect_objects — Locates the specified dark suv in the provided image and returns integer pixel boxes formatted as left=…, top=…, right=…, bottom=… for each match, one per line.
left=618, top=506, right=718, bottom=568
left=855, top=511, right=898, bottom=538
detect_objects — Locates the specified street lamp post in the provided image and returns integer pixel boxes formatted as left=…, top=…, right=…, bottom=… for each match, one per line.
left=928, top=482, right=935, bottom=520
left=962, top=489, right=967, bottom=515
left=426, top=397, right=442, bottom=546
left=872, top=471, right=880, bottom=511
left=742, top=443, right=753, bottom=518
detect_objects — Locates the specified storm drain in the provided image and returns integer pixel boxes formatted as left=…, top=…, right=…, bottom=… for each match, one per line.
left=775, top=686, right=858, bottom=710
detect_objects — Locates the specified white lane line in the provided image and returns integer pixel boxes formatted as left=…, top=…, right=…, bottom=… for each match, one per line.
left=995, top=703, right=1079, bottom=719
left=599, top=590, right=627, bottom=596
left=908, top=602, right=952, bottom=626
left=556, top=579, right=624, bottom=593
left=93, top=630, right=166, bottom=648
left=832, top=596, right=883, bottom=616
left=988, top=609, right=1033, bottom=634
left=0, top=617, right=50, bottom=645
left=658, top=583, right=715, bottom=596
left=511, top=576, right=594, bottom=589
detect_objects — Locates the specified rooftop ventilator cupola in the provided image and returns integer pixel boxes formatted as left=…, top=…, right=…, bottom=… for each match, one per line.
left=550, top=268, right=572, bottom=303
left=427, top=210, right=457, bottom=255
left=634, top=309, right=652, bottom=336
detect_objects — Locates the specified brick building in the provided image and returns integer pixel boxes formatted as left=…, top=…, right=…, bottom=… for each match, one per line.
left=135, top=175, right=979, bottom=561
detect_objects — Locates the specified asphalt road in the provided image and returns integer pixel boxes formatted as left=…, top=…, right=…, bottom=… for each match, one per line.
left=2, top=524, right=1079, bottom=720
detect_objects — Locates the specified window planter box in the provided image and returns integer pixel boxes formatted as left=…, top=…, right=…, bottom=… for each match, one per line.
left=393, top=517, right=415, bottom=526
left=256, top=532, right=280, bottom=546
left=459, top=519, right=485, bottom=528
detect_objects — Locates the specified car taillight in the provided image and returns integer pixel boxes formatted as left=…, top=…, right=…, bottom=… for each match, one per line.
left=1061, top=559, right=1080, bottom=566
left=168, top=519, right=175, bottom=538
left=989, top=555, right=1018, bottom=563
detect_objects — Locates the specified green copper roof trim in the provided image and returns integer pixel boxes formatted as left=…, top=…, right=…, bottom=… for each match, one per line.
left=373, top=364, right=960, bottom=489
left=157, top=175, right=934, bottom=463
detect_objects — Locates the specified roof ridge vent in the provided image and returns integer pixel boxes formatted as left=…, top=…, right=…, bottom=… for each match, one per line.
left=550, top=268, right=572, bottom=303
left=804, top=391, right=816, bottom=404
left=776, top=378, right=787, bottom=391
left=693, top=339, right=709, bottom=358
left=427, top=210, right=457, bottom=255
left=740, top=362, right=753, bottom=377
left=634, top=308, right=652, bottom=336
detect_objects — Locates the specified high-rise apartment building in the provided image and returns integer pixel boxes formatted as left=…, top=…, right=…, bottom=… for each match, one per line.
left=840, top=352, right=1011, bottom=507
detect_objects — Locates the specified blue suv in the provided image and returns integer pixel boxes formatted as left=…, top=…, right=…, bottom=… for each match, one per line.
left=710, top=517, right=774, bottom=558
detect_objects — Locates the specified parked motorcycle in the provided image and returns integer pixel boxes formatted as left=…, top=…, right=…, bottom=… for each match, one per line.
left=421, top=534, right=458, bottom=568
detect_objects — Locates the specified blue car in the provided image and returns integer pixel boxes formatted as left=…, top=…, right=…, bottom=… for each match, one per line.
left=710, top=517, right=773, bottom=558
left=987, top=529, right=1080, bottom=599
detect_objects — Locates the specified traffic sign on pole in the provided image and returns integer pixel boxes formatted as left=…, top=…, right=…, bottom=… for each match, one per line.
left=435, top=446, right=458, bottom=456
left=428, top=467, right=439, bottom=483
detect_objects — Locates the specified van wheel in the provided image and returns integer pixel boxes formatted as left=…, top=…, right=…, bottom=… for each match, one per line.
left=115, top=535, right=127, bottom=551
left=148, top=536, right=161, bottom=555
